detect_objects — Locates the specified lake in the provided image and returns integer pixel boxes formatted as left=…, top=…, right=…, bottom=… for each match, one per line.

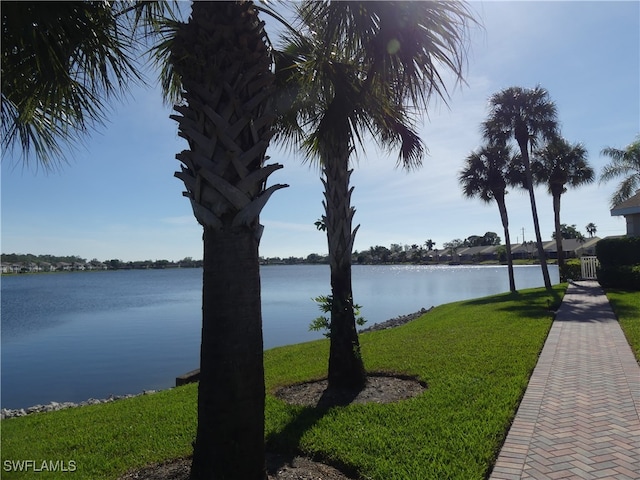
left=1, top=264, right=558, bottom=409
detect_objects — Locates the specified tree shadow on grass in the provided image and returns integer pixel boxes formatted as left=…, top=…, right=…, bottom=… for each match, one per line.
left=265, top=386, right=361, bottom=479
left=460, top=287, right=565, bottom=319
left=605, top=291, right=640, bottom=320
left=265, top=373, right=425, bottom=477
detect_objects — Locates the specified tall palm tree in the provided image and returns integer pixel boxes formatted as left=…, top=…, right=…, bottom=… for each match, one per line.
left=599, top=134, right=640, bottom=207
left=168, top=3, right=287, bottom=479
left=275, top=1, right=474, bottom=390
left=4, top=3, right=282, bottom=478
left=531, top=137, right=594, bottom=273
left=1, top=1, right=172, bottom=167
left=459, top=144, right=517, bottom=293
left=482, top=86, right=558, bottom=290
left=586, top=222, right=597, bottom=237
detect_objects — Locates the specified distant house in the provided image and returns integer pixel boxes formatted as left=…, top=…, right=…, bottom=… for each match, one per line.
left=573, top=237, right=600, bottom=256
left=458, top=245, right=499, bottom=262
left=1, top=263, right=23, bottom=274
left=39, top=262, right=54, bottom=272
left=543, top=237, right=600, bottom=259
left=511, top=242, right=537, bottom=260
left=610, top=190, right=640, bottom=237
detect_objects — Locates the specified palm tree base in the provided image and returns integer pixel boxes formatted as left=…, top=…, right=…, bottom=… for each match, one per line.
left=191, top=225, right=266, bottom=480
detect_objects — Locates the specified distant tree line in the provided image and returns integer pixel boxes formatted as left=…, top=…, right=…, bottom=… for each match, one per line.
left=261, top=223, right=598, bottom=266
left=1, top=253, right=203, bottom=271
left=105, top=257, right=203, bottom=269
left=4, top=221, right=592, bottom=271
left=2, top=253, right=88, bottom=265
left=261, top=232, right=501, bottom=265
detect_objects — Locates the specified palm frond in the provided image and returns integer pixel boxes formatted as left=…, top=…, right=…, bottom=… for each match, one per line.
left=300, top=1, right=476, bottom=110
left=531, top=137, right=593, bottom=195
left=273, top=0, right=474, bottom=172
left=482, top=85, right=558, bottom=150
left=1, top=2, right=148, bottom=167
left=145, top=17, right=184, bottom=105
left=611, top=175, right=640, bottom=207
left=459, top=144, right=511, bottom=204
left=598, top=134, right=640, bottom=205
left=600, top=147, right=627, bottom=163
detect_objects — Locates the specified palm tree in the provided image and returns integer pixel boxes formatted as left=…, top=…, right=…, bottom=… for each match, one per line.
left=531, top=137, right=594, bottom=273
left=586, top=222, right=597, bottom=237
left=275, top=1, right=474, bottom=390
left=168, top=3, right=287, bottom=478
left=482, top=86, right=558, bottom=290
left=1, top=1, right=172, bottom=167
left=599, top=134, right=640, bottom=207
left=4, top=3, right=282, bottom=478
left=459, top=144, right=517, bottom=293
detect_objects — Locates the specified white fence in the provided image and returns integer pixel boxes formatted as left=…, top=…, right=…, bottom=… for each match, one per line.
left=580, top=256, right=599, bottom=280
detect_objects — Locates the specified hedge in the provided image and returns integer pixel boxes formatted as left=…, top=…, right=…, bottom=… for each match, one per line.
left=560, top=259, right=582, bottom=282
left=596, top=237, right=640, bottom=290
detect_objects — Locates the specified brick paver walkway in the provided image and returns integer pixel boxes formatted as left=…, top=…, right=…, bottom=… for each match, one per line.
left=490, top=281, right=640, bottom=480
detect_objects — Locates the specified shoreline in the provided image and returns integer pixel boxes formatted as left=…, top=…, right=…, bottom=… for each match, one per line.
left=1, top=390, right=159, bottom=420
left=1, top=308, right=433, bottom=419
left=358, top=307, right=433, bottom=333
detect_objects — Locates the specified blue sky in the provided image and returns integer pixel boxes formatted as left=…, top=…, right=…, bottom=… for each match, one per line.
left=2, top=1, right=639, bottom=262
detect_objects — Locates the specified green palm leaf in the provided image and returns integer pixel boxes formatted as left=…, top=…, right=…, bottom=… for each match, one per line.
left=599, top=135, right=640, bottom=206
left=1, top=1, right=176, bottom=167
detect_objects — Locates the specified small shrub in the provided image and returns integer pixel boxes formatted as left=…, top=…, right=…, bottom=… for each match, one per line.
left=309, top=295, right=366, bottom=337
left=560, top=259, right=582, bottom=282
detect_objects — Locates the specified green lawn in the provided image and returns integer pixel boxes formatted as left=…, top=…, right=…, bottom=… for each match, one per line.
left=1, top=286, right=565, bottom=480
left=606, top=288, right=640, bottom=361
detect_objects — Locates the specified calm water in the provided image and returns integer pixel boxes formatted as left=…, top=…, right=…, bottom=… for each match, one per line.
left=1, top=264, right=558, bottom=409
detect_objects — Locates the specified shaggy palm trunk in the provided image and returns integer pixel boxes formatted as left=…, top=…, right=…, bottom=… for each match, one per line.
left=169, top=3, right=284, bottom=479
left=552, top=192, right=564, bottom=271
left=323, top=153, right=366, bottom=391
left=516, top=133, right=552, bottom=290
left=496, top=194, right=516, bottom=293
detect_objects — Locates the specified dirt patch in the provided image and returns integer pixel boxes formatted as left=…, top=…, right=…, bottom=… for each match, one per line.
left=274, top=373, right=426, bottom=407
left=266, top=454, right=356, bottom=480
left=119, top=454, right=354, bottom=480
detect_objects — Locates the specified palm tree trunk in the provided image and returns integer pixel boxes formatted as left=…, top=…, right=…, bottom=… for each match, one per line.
left=168, top=3, right=282, bottom=478
left=496, top=194, right=516, bottom=293
left=191, top=225, right=266, bottom=480
left=552, top=192, right=565, bottom=276
left=323, top=154, right=366, bottom=391
left=518, top=140, right=552, bottom=290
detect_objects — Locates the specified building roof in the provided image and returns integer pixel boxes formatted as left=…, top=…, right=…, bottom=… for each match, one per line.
left=543, top=237, right=600, bottom=253
left=610, top=190, right=640, bottom=216
left=458, top=245, right=499, bottom=256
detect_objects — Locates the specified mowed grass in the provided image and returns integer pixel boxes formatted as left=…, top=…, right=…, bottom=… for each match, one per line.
left=606, top=288, right=640, bottom=361
left=2, top=286, right=565, bottom=480
left=1, top=386, right=198, bottom=479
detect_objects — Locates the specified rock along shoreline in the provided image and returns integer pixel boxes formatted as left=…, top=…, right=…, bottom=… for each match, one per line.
left=1, top=390, right=159, bottom=420
left=2, top=308, right=433, bottom=420
left=359, top=307, right=433, bottom=333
